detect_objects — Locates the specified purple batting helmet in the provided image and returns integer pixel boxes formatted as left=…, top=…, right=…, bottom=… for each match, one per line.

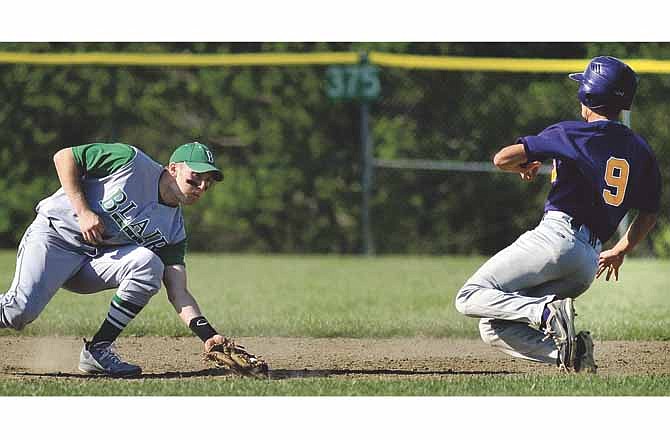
left=569, top=56, right=638, bottom=111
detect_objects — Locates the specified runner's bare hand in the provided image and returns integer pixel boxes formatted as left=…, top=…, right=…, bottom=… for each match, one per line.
left=597, top=248, right=625, bottom=281
left=520, top=161, right=542, bottom=181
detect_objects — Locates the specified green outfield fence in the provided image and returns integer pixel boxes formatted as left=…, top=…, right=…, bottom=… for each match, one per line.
left=1, top=49, right=668, bottom=256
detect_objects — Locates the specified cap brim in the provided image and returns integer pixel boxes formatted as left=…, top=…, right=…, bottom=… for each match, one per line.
left=568, top=72, right=584, bottom=82
left=184, top=161, right=223, bottom=181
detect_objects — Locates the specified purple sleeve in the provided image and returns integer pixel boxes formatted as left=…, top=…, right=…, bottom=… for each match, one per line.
left=636, top=157, right=662, bottom=212
left=518, top=125, right=577, bottom=162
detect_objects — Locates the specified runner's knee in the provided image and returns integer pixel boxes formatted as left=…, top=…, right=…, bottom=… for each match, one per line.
left=454, top=283, right=479, bottom=315
left=478, top=318, right=497, bottom=345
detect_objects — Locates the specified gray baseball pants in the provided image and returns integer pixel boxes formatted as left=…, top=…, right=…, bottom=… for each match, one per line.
left=455, top=210, right=601, bottom=364
left=0, top=215, right=164, bottom=330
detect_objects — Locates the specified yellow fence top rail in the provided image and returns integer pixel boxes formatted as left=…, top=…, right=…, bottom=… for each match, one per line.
left=0, top=51, right=360, bottom=66
left=0, top=50, right=668, bottom=73
left=369, top=52, right=670, bottom=74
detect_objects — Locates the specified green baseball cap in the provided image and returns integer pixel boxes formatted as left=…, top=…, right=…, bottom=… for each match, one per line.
left=169, top=142, right=223, bottom=181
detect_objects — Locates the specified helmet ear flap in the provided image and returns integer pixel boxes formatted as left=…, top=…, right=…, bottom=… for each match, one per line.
left=583, top=92, right=598, bottom=109
left=577, top=84, right=598, bottom=109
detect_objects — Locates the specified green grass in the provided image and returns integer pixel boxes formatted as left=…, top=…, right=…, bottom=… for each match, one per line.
left=2, top=252, right=669, bottom=396
left=0, top=374, right=669, bottom=396
left=0, top=252, right=667, bottom=340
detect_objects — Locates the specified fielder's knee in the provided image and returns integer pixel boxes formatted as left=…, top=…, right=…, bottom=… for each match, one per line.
left=118, top=248, right=164, bottom=305
left=6, top=314, right=33, bottom=331
left=0, top=296, right=39, bottom=331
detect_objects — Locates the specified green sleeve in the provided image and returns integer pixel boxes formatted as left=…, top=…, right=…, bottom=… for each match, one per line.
left=71, top=143, right=137, bottom=178
left=154, top=239, right=187, bottom=267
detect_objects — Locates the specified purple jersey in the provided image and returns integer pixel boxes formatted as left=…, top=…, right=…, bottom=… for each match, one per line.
left=520, top=120, right=661, bottom=243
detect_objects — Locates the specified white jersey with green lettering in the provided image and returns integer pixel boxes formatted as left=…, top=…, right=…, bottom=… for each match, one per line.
left=36, top=143, right=186, bottom=265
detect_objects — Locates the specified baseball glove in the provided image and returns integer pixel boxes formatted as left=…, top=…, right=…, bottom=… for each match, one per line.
left=203, top=339, right=269, bottom=379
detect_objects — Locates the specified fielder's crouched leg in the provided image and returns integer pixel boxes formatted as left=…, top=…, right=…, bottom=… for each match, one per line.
left=70, top=247, right=164, bottom=377
left=64, top=245, right=164, bottom=305
left=0, top=218, right=90, bottom=331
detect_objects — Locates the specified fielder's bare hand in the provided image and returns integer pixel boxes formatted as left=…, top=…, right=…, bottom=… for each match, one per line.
left=519, top=161, right=542, bottom=181
left=78, top=209, right=105, bottom=245
left=597, top=248, right=625, bottom=281
left=204, top=334, right=229, bottom=352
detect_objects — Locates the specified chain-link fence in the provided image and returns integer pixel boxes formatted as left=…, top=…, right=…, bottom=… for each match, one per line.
left=364, top=63, right=668, bottom=255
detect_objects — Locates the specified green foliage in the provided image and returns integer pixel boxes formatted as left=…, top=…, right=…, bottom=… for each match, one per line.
left=0, top=43, right=667, bottom=254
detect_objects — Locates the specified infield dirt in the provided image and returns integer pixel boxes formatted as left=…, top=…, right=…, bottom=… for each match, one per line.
left=1, top=336, right=669, bottom=379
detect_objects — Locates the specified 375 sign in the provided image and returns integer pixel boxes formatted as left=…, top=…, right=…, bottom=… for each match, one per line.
left=326, top=64, right=381, bottom=101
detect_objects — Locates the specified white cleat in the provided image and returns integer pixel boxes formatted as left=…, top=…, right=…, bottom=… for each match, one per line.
left=79, top=339, right=142, bottom=378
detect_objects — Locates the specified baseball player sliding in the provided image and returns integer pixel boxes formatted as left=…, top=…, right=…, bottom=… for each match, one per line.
left=455, top=56, right=661, bottom=372
left=0, top=142, right=237, bottom=377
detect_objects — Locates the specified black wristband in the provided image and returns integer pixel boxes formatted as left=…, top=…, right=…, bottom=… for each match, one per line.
left=189, top=316, right=218, bottom=342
